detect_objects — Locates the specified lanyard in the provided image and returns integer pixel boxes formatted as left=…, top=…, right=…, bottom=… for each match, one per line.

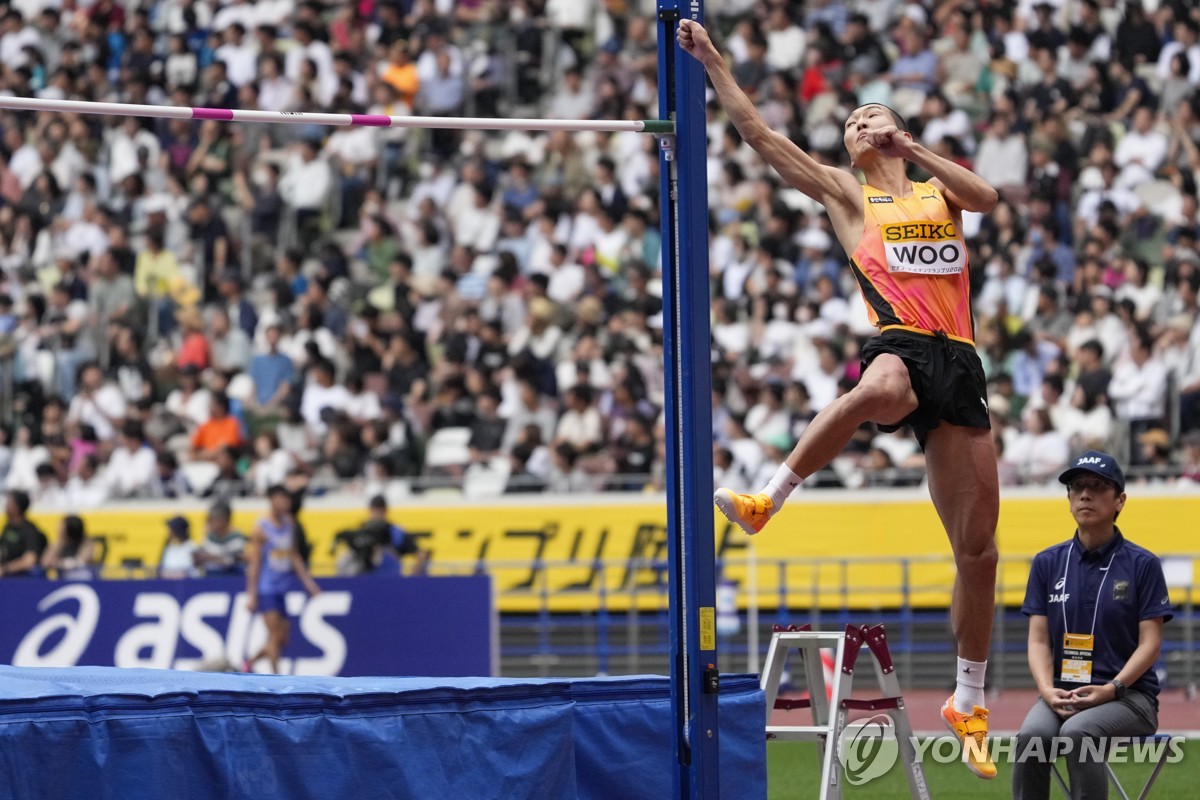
left=1060, top=541, right=1119, bottom=638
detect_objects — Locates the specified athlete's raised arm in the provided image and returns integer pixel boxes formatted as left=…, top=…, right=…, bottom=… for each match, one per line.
left=677, top=20, right=857, bottom=207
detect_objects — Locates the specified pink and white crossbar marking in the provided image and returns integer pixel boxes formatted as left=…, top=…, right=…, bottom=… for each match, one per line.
left=0, top=96, right=675, bottom=134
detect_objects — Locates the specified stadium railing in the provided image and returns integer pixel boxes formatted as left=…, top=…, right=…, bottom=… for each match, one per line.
left=423, top=553, right=1199, bottom=693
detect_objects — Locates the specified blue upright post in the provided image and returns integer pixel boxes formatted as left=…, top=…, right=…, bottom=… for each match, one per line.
left=656, top=2, right=719, bottom=798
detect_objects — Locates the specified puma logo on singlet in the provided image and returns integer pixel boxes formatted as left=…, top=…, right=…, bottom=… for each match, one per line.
left=880, top=220, right=967, bottom=275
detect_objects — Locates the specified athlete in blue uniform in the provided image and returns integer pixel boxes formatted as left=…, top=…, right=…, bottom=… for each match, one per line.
left=244, top=484, right=321, bottom=673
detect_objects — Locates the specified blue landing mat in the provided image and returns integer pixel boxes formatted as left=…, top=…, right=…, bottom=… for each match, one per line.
left=0, top=667, right=766, bottom=799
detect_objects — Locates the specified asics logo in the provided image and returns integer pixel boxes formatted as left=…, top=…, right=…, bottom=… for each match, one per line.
left=1055, top=578, right=1066, bottom=590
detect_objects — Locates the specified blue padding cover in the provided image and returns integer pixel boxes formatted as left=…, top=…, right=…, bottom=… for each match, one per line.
left=0, top=667, right=765, bottom=799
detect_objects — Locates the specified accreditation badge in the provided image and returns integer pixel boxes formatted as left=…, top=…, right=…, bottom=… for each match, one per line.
left=1061, top=633, right=1095, bottom=684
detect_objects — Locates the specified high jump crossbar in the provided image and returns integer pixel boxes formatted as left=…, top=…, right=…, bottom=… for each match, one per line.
left=0, top=95, right=675, bottom=134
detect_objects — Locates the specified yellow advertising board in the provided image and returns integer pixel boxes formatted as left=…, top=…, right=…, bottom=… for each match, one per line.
left=28, top=491, right=1200, bottom=613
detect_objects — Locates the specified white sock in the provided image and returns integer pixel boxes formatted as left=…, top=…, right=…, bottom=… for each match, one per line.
left=954, top=658, right=987, bottom=713
left=763, top=463, right=803, bottom=511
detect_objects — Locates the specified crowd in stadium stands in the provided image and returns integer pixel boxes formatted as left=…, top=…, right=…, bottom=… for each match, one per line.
left=1, top=0, right=1200, bottom=513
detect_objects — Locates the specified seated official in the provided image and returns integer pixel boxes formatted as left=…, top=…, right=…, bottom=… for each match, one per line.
left=1013, top=451, right=1173, bottom=800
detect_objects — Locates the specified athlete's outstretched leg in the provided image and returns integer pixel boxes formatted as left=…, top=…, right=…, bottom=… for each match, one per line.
left=925, top=423, right=998, bottom=662
left=264, top=611, right=290, bottom=675
left=715, top=353, right=918, bottom=535
left=925, top=422, right=1000, bottom=780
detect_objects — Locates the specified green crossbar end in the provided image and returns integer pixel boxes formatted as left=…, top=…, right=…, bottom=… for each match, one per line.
left=642, top=119, right=676, bottom=134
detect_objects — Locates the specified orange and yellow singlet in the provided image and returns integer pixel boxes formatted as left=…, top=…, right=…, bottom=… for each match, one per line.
left=849, top=182, right=975, bottom=345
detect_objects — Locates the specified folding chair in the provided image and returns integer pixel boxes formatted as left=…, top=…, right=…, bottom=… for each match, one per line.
left=1051, top=733, right=1176, bottom=800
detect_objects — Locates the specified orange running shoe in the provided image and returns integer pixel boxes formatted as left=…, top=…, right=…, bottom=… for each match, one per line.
left=713, top=488, right=774, bottom=535
left=941, top=695, right=997, bottom=780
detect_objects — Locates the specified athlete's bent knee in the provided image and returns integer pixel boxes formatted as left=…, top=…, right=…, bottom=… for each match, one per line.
left=955, top=536, right=998, bottom=576
left=854, top=367, right=914, bottom=422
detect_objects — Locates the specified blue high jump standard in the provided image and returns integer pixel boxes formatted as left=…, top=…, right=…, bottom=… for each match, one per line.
left=0, top=667, right=765, bottom=799
left=656, top=1, right=722, bottom=798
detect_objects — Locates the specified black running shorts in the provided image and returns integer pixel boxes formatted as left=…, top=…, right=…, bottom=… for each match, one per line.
left=860, top=329, right=991, bottom=450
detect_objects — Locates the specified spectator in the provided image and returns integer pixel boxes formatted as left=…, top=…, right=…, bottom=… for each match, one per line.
left=165, top=365, right=212, bottom=432
left=174, top=305, right=211, bottom=372
left=41, top=514, right=96, bottom=580
left=258, top=52, right=294, bottom=112
left=247, top=322, right=295, bottom=411
left=974, top=113, right=1028, bottom=197
left=204, top=446, right=249, bottom=501
left=1108, top=328, right=1169, bottom=459
left=159, top=515, right=198, bottom=578
left=39, top=281, right=91, bottom=400
left=208, top=305, right=251, bottom=373
left=546, top=66, right=591, bottom=120
left=64, top=454, right=109, bottom=509
left=111, top=326, right=154, bottom=404
left=32, top=461, right=66, bottom=510
left=107, top=420, right=157, bottom=498
left=193, top=501, right=247, bottom=576
left=149, top=451, right=192, bottom=499
left=612, top=413, right=656, bottom=490
left=1180, top=430, right=1200, bottom=483
left=1157, top=18, right=1200, bottom=86
left=381, top=40, right=420, bottom=107
left=1007, top=407, right=1070, bottom=485
left=191, top=392, right=244, bottom=461
left=886, top=24, right=939, bottom=116
left=0, top=427, right=10, bottom=495
left=88, top=247, right=136, bottom=335
left=1134, top=428, right=1173, bottom=480
left=343, top=374, right=382, bottom=425
left=764, top=4, right=805, bottom=73
left=1114, top=107, right=1168, bottom=191
left=134, top=229, right=185, bottom=331
left=468, top=390, right=506, bottom=464
left=300, top=358, right=349, bottom=436
left=554, top=384, right=602, bottom=459
left=279, top=138, right=332, bottom=250
left=0, top=490, right=48, bottom=577
left=66, top=362, right=127, bottom=442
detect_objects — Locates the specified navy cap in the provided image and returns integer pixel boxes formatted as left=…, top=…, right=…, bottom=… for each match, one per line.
left=166, top=516, right=190, bottom=536
left=1058, top=450, right=1125, bottom=492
